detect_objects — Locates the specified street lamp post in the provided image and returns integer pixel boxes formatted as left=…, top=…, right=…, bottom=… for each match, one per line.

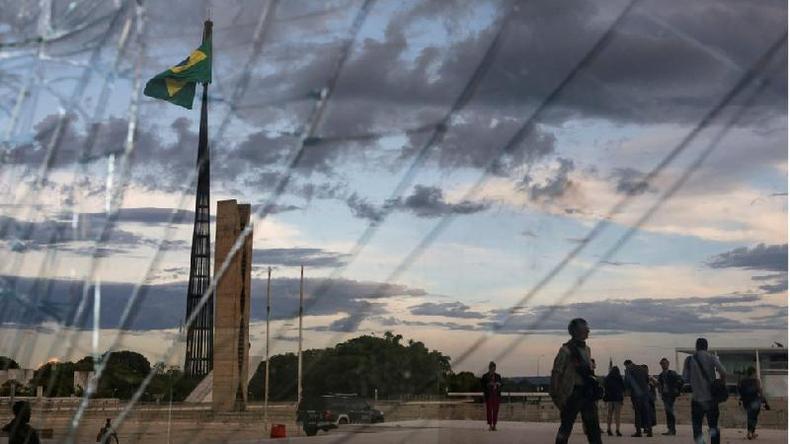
left=536, top=355, right=545, bottom=377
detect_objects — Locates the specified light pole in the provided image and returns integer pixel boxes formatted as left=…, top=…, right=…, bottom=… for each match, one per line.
left=536, top=355, right=545, bottom=377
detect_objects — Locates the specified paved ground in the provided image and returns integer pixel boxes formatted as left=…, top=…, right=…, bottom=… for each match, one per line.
left=248, top=420, right=788, bottom=444
left=1, top=418, right=785, bottom=443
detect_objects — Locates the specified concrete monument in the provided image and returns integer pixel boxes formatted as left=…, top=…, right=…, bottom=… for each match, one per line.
left=212, top=199, right=252, bottom=411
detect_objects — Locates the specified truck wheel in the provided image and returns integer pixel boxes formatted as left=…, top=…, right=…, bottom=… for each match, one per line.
left=339, top=418, right=349, bottom=425
left=304, top=426, right=318, bottom=436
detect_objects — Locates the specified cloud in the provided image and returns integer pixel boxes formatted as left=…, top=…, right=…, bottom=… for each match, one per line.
left=610, top=167, right=652, bottom=196
left=483, top=294, right=785, bottom=334
left=398, top=185, right=489, bottom=218
left=751, top=274, right=788, bottom=294
left=371, top=315, right=478, bottom=331
left=519, top=157, right=575, bottom=201
left=409, top=301, right=485, bottom=319
left=345, top=185, right=489, bottom=222
left=0, top=215, right=149, bottom=253
left=71, top=208, right=201, bottom=226
left=0, top=275, right=427, bottom=331
left=346, top=193, right=389, bottom=224
left=706, top=243, right=788, bottom=272
left=252, top=248, right=349, bottom=268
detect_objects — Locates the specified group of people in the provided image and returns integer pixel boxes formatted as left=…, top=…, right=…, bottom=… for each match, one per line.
left=480, top=318, right=771, bottom=443
left=547, top=318, right=769, bottom=443
left=599, top=357, right=684, bottom=437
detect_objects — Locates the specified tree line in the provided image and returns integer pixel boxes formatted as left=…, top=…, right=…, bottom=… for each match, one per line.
left=1, top=332, right=533, bottom=401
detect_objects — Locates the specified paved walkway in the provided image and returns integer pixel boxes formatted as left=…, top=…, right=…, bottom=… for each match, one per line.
left=251, top=420, right=787, bottom=444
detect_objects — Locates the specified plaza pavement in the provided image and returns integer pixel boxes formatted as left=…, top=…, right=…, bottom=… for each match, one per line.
left=249, top=420, right=787, bottom=444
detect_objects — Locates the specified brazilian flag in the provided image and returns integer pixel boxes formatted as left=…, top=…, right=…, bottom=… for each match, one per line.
left=144, top=37, right=212, bottom=109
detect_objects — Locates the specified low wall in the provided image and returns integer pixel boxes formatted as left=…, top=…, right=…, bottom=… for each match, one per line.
left=376, top=395, right=787, bottom=429
left=1, top=396, right=785, bottom=430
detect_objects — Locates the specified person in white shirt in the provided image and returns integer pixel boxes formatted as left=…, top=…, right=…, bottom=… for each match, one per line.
left=682, top=338, right=727, bottom=444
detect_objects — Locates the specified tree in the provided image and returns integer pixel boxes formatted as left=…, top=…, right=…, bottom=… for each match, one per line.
left=147, top=366, right=200, bottom=402
left=248, top=332, right=454, bottom=401
left=0, top=356, right=20, bottom=370
left=447, top=371, right=480, bottom=392
left=0, top=379, right=34, bottom=396
left=95, top=350, right=152, bottom=399
left=32, top=361, right=76, bottom=397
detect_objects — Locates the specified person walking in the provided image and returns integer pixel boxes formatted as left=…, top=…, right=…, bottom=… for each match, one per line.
left=738, top=367, right=769, bottom=440
left=643, top=365, right=658, bottom=430
left=657, top=357, right=683, bottom=435
left=683, top=337, right=727, bottom=444
left=96, top=418, right=120, bottom=444
left=550, top=318, right=602, bottom=444
left=623, top=360, right=652, bottom=437
left=1, top=400, right=40, bottom=444
left=481, top=361, right=502, bottom=431
left=603, top=366, right=625, bottom=437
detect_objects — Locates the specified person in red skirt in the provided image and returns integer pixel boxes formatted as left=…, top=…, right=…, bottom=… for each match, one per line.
left=481, top=361, right=503, bottom=431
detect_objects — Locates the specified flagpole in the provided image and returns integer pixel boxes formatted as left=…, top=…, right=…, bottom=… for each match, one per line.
left=264, top=267, right=271, bottom=429
left=184, top=19, right=213, bottom=377
left=297, top=265, right=304, bottom=405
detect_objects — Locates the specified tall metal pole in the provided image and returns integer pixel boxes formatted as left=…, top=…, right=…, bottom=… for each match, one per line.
left=297, top=265, right=304, bottom=404
left=264, top=267, right=271, bottom=428
left=184, top=19, right=213, bottom=377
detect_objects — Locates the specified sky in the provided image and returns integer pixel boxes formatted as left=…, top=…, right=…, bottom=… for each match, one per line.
left=0, top=0, right=786, bottom=377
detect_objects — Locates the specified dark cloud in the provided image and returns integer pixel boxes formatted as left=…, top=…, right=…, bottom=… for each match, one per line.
left=252, top=248, right=349, bottom=268
left=406, top=111, right=557, bottom=174
left=322, top=305, right=383, bottom=333
left=0, top=275, right=426, bottom=331
left=409, top=301, right=484, bottom=319
left=483, top=294, right=785, bottom=334
left=345, top=193, right=389, bottom=224
left=519, top=157, right=575, bottom=201
left=399, top=185, right=489, bottom=218
left=71, top=208, right=201, bottom=226
left=371, top=316, right=478, bottom=331
left=0, top=215, right=150, bottom=254
left=752, top=274, right=788, bottom=294
left=345, top=185, right=489, bottom=222
left=610, top=167, right=652, bottom=196
left=706, top=243, right=788, bottom=272
left=5, top=0, right=784, bottom=207
left=601, top=260, right=639, bottom=266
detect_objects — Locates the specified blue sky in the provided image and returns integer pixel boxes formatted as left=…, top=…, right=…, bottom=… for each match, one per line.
left=0, top=0, right=786, bottom=375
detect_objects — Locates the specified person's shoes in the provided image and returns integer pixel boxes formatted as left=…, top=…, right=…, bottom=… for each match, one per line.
left=645, top=430, right=653, bottom=437
left=631, top=432, right=642, bottom=437
left=747, top=432, right=753, bottom=440
left=616, top=430, right=622, bottom=437
left=753, top=432, right=759, bottom=439
left=662, top=430, right=676, bottom=436
left=492, top=425, right=497, bottom=431
left=607, top=429, right=613, bottom=436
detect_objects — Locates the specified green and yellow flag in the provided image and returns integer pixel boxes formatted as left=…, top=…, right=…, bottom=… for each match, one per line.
left=144, top=37, right=212, bottom=109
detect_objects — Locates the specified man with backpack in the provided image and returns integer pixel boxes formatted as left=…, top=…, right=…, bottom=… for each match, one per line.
left=623, top=360, right=651, bottom=437
left=657, top=357, right=683, bottom=436
left=683, top=338, right=727, bottom=444
left=550, top=318, right=603, bottom=444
